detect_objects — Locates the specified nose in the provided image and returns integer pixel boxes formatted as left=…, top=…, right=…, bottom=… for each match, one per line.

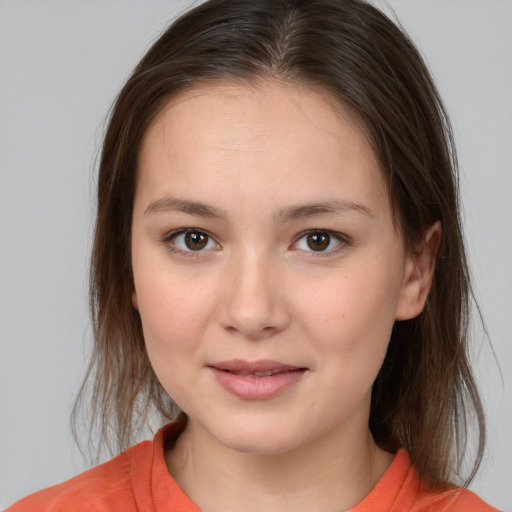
left=217, top=251, right=291, bottom=340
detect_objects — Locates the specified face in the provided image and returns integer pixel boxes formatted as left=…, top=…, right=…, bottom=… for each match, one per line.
left=131, top=81, right=425, bottom=456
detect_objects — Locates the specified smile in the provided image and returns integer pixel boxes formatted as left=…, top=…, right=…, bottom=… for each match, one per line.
left=221, top=369, right=292, bottom=377
left=208, top=360, right=307, bottom=400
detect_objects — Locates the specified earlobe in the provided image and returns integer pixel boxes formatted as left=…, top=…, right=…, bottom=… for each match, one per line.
left=395, top=221, right=442, bottom=321
left=132, top=289, right=139, bottom=310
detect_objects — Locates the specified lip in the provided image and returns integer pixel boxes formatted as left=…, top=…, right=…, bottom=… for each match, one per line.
left=208, top=359, right=307, bottom=400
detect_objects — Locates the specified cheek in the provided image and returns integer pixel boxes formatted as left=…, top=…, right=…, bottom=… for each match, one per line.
left=134, top=269, right=214, bottom=354
left=133, top=271, right=216, bottom=405
left=295, top=265, right=400, bottom=361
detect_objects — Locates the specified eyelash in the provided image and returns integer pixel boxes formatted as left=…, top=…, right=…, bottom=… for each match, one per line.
left=162, top=228, right=350, bottom=257
left=291, top=229, right=350, bottom=256
left=162, top=228, right=220, bottom=257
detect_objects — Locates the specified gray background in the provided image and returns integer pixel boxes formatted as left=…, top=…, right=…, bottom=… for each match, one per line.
left=1, top=0, right=511, bottom=509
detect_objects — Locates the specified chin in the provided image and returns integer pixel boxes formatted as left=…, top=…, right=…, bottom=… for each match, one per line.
left=213, top=418, right=304, bottom=456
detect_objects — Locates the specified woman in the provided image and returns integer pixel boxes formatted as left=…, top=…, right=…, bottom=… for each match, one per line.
left=6, top=0, right=499, bottom=510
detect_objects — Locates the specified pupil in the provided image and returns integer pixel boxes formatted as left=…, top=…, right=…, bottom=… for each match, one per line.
left=307, top=233, right=330, bottom=251
left=185, top=232, right=207, bottom=250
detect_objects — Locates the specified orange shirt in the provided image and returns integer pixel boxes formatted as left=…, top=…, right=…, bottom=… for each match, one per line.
left=7, top=421, right=498, bottom=512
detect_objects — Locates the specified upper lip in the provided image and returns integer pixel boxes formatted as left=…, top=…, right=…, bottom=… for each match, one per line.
left=209, top=359, right=305, bottom=374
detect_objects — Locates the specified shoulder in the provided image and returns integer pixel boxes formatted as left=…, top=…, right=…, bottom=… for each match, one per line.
left=351, top=450, right=500, bottom=512
left=398, top=461, right=500, bottom=512
left=414, top=487, right=501, bottom=512
left=5, top=440, right=151, bottom=512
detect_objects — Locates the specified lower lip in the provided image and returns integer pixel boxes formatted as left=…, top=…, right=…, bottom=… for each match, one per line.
left=210, top=368, right=306, bottom=400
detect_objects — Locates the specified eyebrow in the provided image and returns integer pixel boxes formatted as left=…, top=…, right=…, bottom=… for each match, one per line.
left=144, top=197, right=228, bottom=219
left=274, top=199, right=374, bottom=222
left=144, top=197, right=373, bottom=221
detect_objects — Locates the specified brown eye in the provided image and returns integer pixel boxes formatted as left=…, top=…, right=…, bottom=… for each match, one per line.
left=306, top=232, right=330, bottom=251
left=168, top=229, right=219, bottom=253
left=293, top=230, right=345, bottom=254
left=184, top=231, right=208, bottom=250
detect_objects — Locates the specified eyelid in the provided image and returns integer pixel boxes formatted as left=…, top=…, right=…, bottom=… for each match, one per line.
left=161, top=227, right=349, bottom=256
left=162, top=227, right=221, bottom=255
left=291, top=229, right=350, bottom=254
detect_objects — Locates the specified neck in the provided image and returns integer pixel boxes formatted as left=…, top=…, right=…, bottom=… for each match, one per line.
left=166, top=418, right=393, bottom=512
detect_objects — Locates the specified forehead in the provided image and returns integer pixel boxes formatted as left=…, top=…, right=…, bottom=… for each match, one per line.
left=142, top=80, right=373, bottom=159
left=136, top=80, right=389, bottom=215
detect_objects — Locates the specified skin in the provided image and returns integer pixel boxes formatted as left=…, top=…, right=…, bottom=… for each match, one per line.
left=131, top=81, right=439, bottom=512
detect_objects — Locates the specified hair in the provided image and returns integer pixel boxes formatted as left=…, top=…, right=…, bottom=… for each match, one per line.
left=73, top=0, right=485, bottom=489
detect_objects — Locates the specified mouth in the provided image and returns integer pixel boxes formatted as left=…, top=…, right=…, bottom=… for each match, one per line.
left=209, top=359, right=307, bottom=376
left=208, top=360, right=308, bottom=400
left=224, top=369, right=295, bottom=377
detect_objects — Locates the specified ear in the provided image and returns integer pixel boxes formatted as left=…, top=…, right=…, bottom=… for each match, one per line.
left=132, top=289, right=139, bottom=310
left=395, top=221, right=441, bottom=321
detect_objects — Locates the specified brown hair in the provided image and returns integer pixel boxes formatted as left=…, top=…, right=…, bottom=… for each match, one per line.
left=74, top=0, right=485, bottom=488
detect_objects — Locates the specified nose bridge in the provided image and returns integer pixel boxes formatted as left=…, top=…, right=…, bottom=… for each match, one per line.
left=218, top=245, right=289, bottom=339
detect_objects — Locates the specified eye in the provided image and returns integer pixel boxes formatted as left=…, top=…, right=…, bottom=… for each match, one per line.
left=166, top=229, right=220, bottom=253
left=293, top=230, right=346, bottom=253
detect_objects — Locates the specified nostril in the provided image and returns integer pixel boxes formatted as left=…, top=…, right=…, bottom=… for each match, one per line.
left=216, top=269, right=291, bottom=338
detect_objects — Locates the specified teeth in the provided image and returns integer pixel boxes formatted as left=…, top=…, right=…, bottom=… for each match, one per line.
left=227, top=370, right=284, bottom=376
left=254, top=370, right=276, bottom=377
